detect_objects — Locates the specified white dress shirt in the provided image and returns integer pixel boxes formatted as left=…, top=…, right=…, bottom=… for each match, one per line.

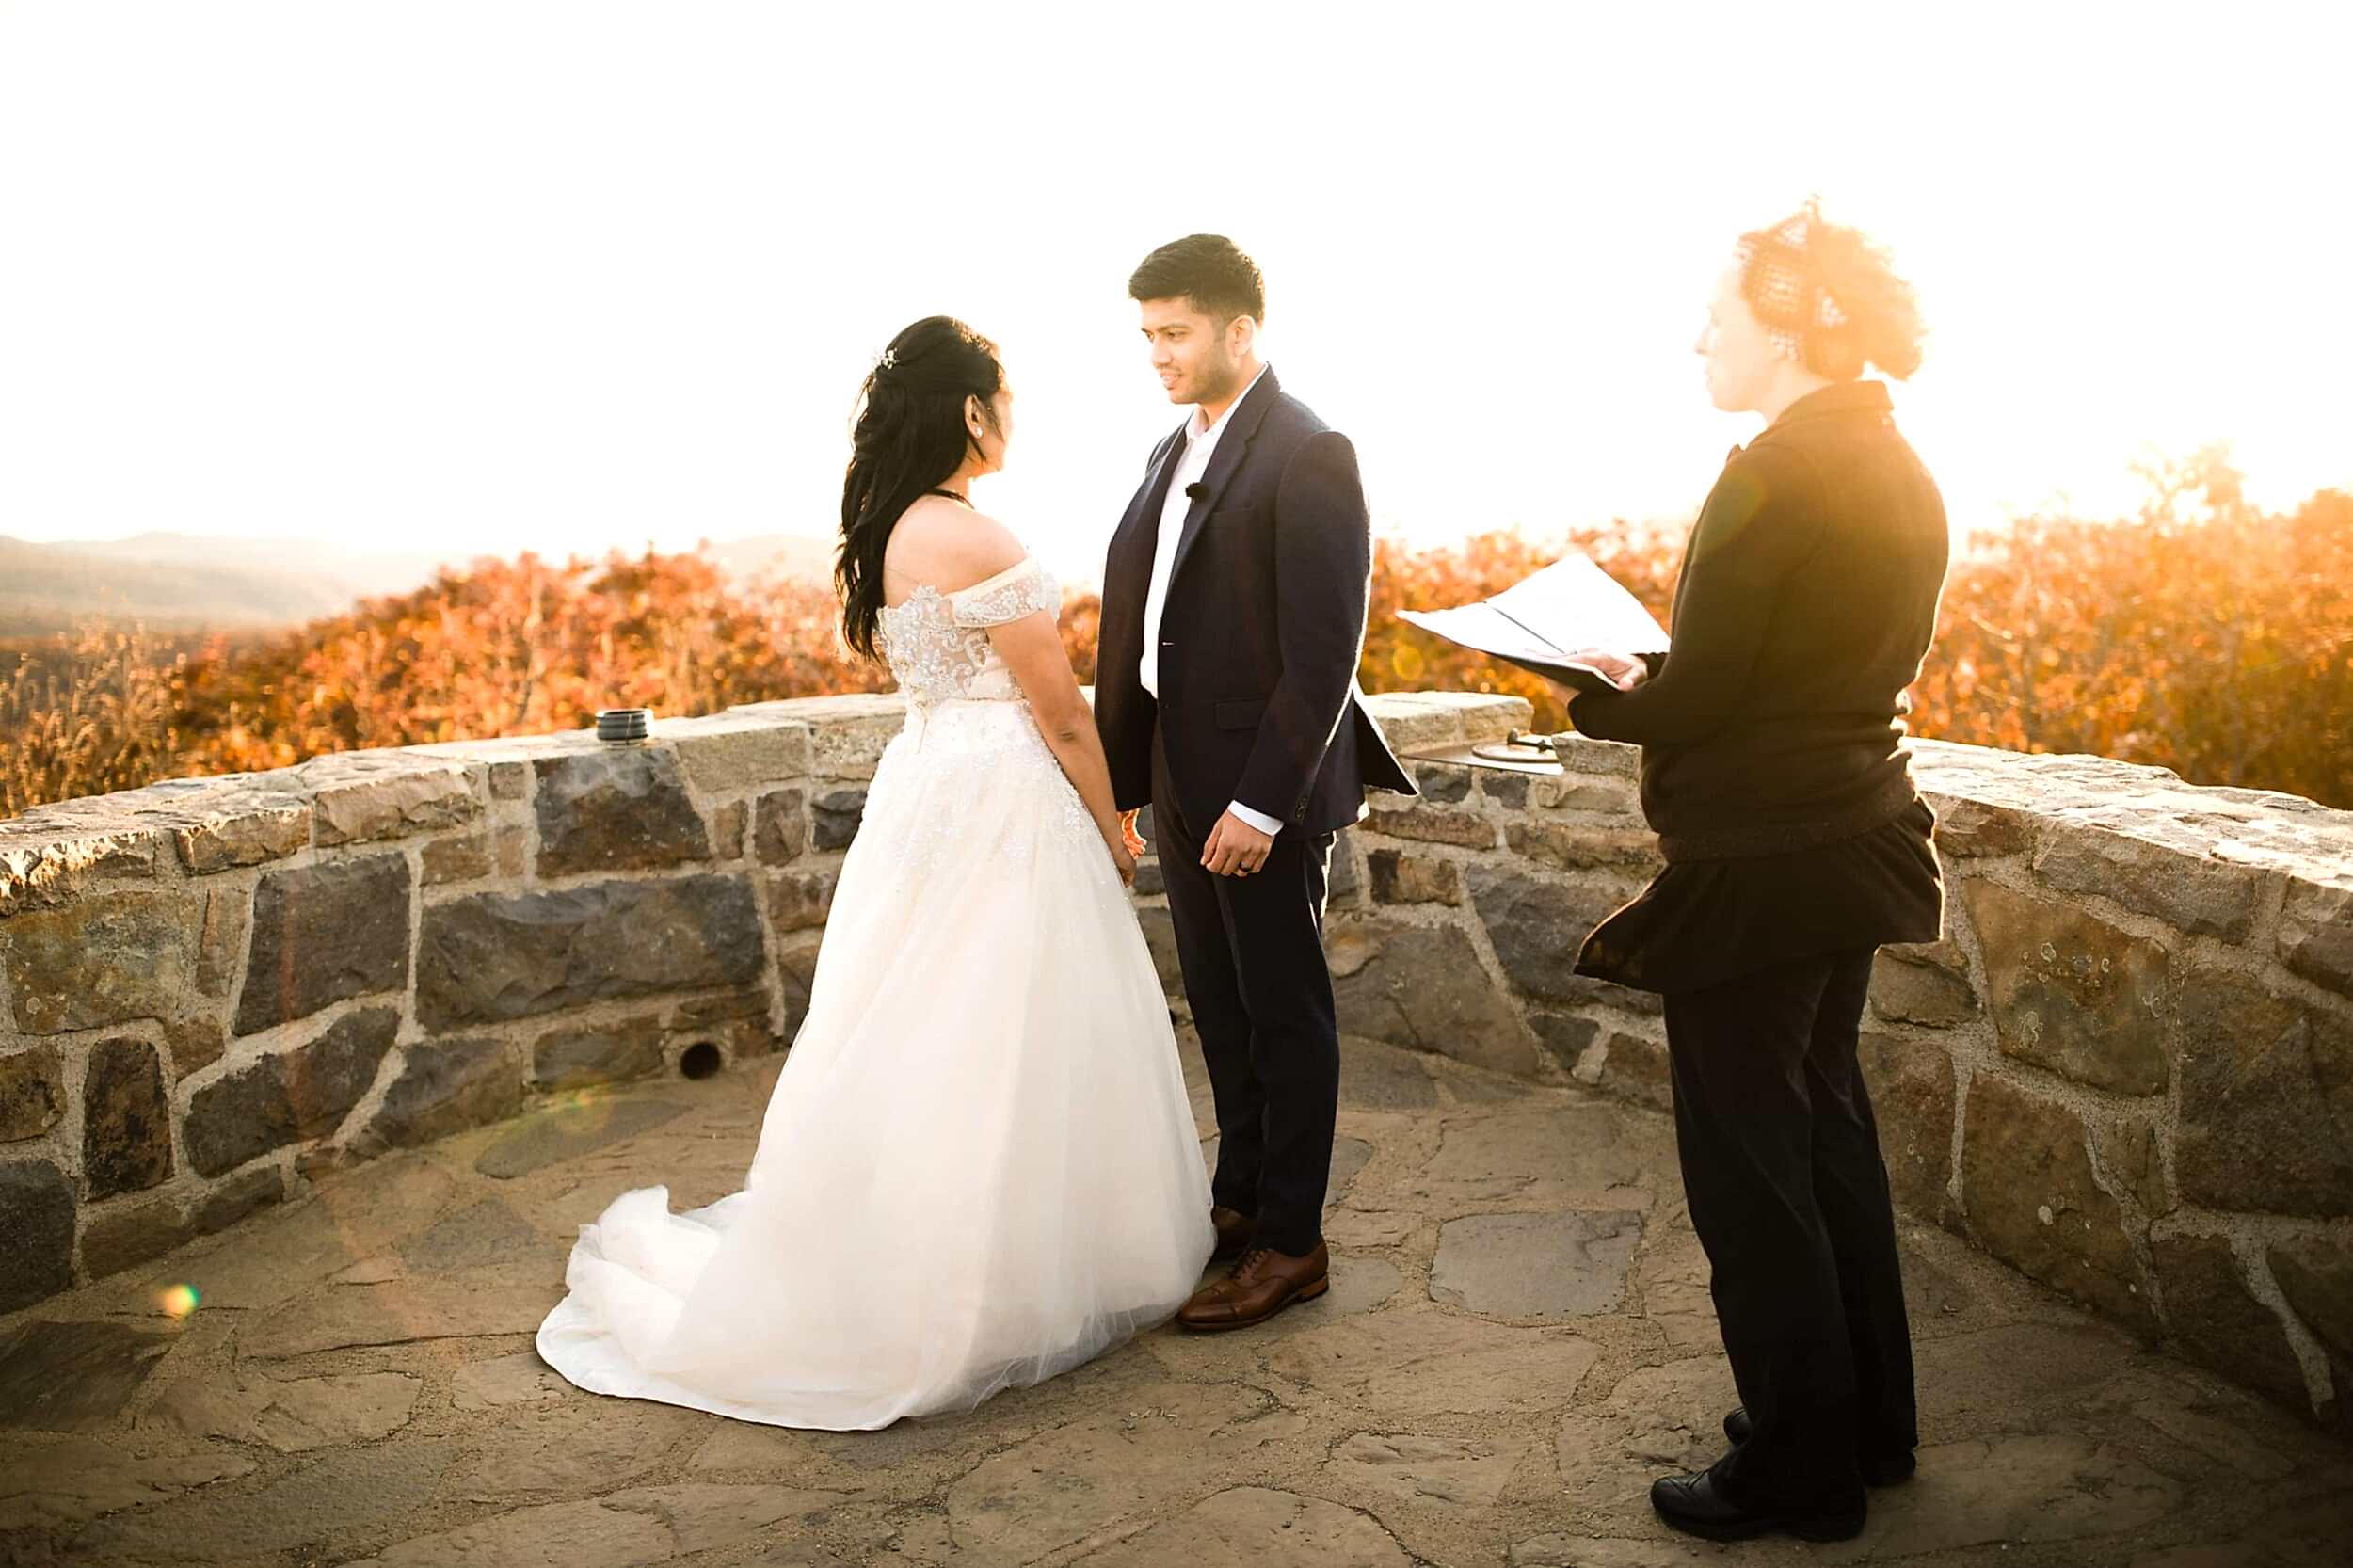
left=1138, top=362, right=1285, bottom=839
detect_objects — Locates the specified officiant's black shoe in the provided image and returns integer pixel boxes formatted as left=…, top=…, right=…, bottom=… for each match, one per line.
left=1721, top=1407, right=1918, bottom=1487
left=1209, top=1206, right=1257, bottom=1263
left=1650, top=1466, right=1865, bottom=1543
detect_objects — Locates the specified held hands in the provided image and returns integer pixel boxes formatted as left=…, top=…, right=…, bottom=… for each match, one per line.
left=1109, top=806, right=1271, bottom=879
left=1201, top=808, right=1273, bottom=877
left=1103, top=809, right=1144, bottom=888
left=1568, top=648, right=1651, bottom=693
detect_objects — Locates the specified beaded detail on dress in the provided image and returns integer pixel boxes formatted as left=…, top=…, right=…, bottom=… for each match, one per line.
left=866, top=556, right=1094, bottom=874
left=876, top=558, right=1059, bottom=709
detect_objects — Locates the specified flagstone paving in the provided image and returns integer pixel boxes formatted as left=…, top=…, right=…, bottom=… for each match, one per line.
left=4, top=1034, right=2348, bottom=1567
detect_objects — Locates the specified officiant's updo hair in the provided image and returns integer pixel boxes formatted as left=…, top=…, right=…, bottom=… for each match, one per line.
left=837, top=315, right=1003, bottom=661
left=1736, top=201, right=1925, bottom=381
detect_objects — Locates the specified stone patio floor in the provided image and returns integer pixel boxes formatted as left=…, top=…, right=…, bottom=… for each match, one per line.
left=5, top=1033, right=2349, bottom=1568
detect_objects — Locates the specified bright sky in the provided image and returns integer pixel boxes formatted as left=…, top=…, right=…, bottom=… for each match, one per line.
left=3, top=2, right=2346, bottom=585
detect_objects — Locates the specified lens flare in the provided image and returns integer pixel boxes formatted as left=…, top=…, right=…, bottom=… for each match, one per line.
left=158, top=1283, right=201, bottom=1319
left=549, top=1088, right=616, bottom=1134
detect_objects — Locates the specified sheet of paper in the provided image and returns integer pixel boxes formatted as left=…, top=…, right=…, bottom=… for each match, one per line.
left=1396, top=554, right=1667, bottom=664
left=1394, top=601, right=1569, bottom=664
left=1487, top=556, right=1670, bottom=654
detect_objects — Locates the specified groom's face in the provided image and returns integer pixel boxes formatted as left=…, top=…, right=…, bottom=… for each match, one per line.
left=1137, top=297, right=1247, bottom=408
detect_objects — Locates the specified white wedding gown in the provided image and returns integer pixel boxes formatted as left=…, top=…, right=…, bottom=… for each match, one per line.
left=536, top=556, right=1214, bottom=1430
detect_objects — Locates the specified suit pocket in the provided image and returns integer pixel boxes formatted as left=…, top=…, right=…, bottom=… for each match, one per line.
left=1213, top=698, right=1269, bottom=731
left=1209, top=500, right=1271, bottom=528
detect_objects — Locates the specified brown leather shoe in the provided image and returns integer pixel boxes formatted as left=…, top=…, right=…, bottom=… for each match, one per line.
left=1176, top=1242, right=1329, bottom=1332
left=1209, top=1207, right=1257, bottom=1263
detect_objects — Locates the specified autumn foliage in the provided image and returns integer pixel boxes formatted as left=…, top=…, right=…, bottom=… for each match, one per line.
left=1911, top=452, right=2353, bottom=809
left=5, top=553, right=882, bottom=817
left=6, top=453, right=2349, bottom=820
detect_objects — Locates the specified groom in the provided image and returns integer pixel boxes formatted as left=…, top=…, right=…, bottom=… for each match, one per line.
left=1096, top=234, right=1413, bottom=1331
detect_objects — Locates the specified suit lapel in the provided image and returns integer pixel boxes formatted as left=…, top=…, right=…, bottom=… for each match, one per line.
left=1166, top=368, right=1280, bottom=593
left=1111, top=423, right=1191, bottom=592
left=1137, top=423, right=1190, bottom=531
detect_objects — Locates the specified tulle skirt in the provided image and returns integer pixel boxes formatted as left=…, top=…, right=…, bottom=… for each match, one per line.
left=536, top=699, right=1215, bottom=1430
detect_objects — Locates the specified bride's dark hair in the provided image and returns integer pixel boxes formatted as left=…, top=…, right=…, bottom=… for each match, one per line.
left=837, top=316, right=1003, bottom=661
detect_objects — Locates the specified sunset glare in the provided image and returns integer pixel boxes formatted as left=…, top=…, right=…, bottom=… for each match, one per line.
left=2, top=1, right=2346, bottom=581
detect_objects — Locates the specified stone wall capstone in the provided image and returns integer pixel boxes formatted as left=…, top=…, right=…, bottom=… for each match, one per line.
left=2, top=687, right=2350, bottom=1433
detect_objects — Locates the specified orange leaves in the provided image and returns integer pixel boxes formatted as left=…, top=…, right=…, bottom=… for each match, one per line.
left=7, top=462, right=2349, bottom=819
left=3, top=544, right=1127, bottom=818
left=1911, top=459, right=2353, bottom=808
left=1, top=623, right=197, bottom=816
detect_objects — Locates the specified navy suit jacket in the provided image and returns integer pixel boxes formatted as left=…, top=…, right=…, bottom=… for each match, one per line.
left=1096, top=369, right=1414, bottom=839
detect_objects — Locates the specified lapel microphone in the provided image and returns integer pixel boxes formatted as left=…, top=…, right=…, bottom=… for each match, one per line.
left=1184, top=482, right=1208, bottom=501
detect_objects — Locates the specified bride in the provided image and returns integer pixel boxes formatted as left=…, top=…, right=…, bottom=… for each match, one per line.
left=536, top=316, right=1215, bottom=1430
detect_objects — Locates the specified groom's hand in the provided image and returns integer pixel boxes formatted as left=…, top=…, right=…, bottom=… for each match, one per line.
left=1201, top=810, right=1274, bottom=877
left=1120, top=809, right=1147, bottom=859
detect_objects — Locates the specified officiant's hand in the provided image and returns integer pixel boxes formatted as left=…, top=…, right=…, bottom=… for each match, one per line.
left=1202, top=810, right=1273, bottom=877
left=1569, top=648, right=1650, bottom=693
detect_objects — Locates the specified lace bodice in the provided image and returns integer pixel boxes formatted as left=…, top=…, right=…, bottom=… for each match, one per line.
left=877, top=556, right=1060, bottom=707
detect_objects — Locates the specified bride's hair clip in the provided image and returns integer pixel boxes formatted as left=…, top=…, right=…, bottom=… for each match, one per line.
left=874, top=347, right=899, bottom=373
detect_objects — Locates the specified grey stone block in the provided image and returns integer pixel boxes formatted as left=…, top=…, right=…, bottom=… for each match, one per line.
left=185, top=1007, right=401, bottom=1176
left=235, top=856, right=413, bottom=1035
left=417, top=875, right=763, bottom=1029
left=81, top=1038, right=172, bottom=1199
left=0, top=1159, right=74, bottom=1312
left=534, top=749, right=712, bottom=876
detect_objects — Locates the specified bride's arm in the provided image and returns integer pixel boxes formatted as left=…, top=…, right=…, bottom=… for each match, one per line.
left=991, top=613, right=1136, bottom=886
left=907, top=511, right=1131, bottom=884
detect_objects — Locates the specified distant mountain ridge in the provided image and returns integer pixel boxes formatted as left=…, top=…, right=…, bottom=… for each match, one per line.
left=700, top=532, right=834, bottom=586
left=0, top=536, right=406, bottom=634
left=0, top=530, right=835, bottom=635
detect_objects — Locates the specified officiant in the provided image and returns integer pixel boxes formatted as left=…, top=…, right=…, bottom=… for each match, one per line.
left=1563, top=204, right=1948, bottom=1544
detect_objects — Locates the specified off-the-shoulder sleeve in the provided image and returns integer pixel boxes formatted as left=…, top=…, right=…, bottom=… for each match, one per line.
left=948, top=558, right=1059, bottom=628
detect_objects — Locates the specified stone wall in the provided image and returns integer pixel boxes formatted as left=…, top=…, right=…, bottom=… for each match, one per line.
left=0, top=696, right=911, bottom=1316
left=1149, top=703, right=2345, bottom=1430
left=4, top=688, right=2348, bottom=1431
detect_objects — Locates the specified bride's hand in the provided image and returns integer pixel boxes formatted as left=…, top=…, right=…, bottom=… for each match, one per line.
left=1568, top=648, right=1649, bottom=693
left=1110, top=838, right=1138, bottom=888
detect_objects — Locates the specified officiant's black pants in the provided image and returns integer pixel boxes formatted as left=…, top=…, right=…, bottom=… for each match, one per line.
left=1663, top=948, right=1918, bottom=1505
left=1151, top=730, right=1338, bottom=1257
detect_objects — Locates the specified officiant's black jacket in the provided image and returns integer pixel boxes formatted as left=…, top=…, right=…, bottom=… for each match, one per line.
left=1567, top=377, right=1949, bottom=994
left=1096, top=370, right=1413, bottom=838
left=1574, top=378, right=1949, bottom=861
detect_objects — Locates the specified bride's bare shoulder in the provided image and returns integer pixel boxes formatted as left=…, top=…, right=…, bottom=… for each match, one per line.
left=887, top=504, right=1029, bottom=595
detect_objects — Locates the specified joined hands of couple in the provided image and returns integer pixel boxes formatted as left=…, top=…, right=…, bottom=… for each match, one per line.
left=1115, top=808, right=1274, bottom=882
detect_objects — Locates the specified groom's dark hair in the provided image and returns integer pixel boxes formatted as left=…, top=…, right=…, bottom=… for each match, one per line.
left=1128, top=234, right=1265, bottom=326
